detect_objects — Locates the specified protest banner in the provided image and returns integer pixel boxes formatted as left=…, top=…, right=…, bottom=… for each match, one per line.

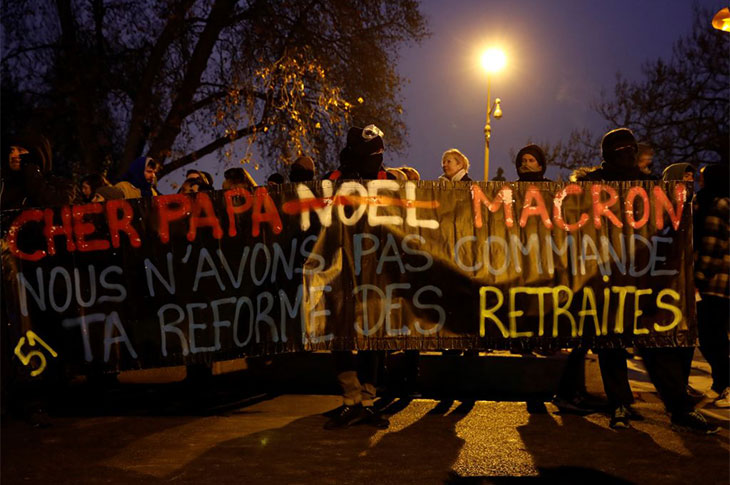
left=1, top=180, right=694, bottom=375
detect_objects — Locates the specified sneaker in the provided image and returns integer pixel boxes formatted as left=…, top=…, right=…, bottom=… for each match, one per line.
left=625, top=404, right=645, bottom=421
left=609, top=406, right=631, bottom=429
left=714, top=387, right=730, bottom=408
left=324, top=404, right=364, bottom=430
left=361, top=406, right=389, bottom=429
left=671, top=411, right=720, bottom=435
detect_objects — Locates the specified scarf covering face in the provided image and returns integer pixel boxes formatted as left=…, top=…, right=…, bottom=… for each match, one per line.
left=515, top=144, right=547, bottom=181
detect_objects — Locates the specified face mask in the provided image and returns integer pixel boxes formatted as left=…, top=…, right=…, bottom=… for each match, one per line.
left=519, top=162, right=542, bottom=173
left=607, top=144, right=637, bottom=168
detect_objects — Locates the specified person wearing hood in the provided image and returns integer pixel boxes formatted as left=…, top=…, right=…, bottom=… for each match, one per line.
left=662, top=163, right=695, bottom=182
left=1, top=135, right=73, bottom=209
left=577, top=128, right=719, bottom=434
left=515, top=144, right=550, bottom=182
left=324, top=124, right=390, bottom=431
left=327, top=124, right=392, bottom=181
left=578, top=128, right=652, bottom=182
left=438, top=148, right=472, bottom=182
left=119, top=156, right=160, bottom=197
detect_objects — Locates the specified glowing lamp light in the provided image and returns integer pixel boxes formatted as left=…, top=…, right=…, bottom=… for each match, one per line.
left=712, top=7, right=730, bottom=32
left=480, top=48, right=506, bottom=73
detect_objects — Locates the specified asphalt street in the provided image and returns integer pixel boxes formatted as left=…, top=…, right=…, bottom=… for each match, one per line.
left=1, top=351, right=728, bottom=484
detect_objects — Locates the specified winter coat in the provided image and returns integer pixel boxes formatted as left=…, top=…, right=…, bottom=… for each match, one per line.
left=695, top=196, right=730, bottom=298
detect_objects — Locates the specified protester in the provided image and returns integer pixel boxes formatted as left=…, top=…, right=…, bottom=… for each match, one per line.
left=515, top=144, right=550, bottom=182
left=223, top=167, right=257, bottom=190
left=578, top=128, right=718, bottom=433
left=694, top=163, right=730, bottom=408
left=439, top=148, right=472, bottom=182
left=636, top=142, right=655, bottom=176
left=80, top=173, right=111, bottom=203
left=324, top=124, right=391, bottom=430
left=662, top=162, right=695, bottom=182
left=1, top=135, right=74, bottom=209
left=120, top=156, right=160, bottom=197
left=267, top=173, right=285, bottom=186
left=289, top=156, right=316, bottom=183
left=179, top=173, right=213, bottom=194
left=185, top=169, right=203, bottom=181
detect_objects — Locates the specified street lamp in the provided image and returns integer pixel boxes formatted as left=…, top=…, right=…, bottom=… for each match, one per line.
left=480, top=48, right=506, bottom=180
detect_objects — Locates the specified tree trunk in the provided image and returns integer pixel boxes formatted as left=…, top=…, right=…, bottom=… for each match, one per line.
left=145, top=0, right=237, bottom=168
left=118, top=0, right=196, bottom=176
left=55, top=0, right=103, bottom=172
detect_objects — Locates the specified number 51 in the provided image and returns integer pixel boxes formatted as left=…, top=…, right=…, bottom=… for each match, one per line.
left=14, top=331, right=58, bottom=377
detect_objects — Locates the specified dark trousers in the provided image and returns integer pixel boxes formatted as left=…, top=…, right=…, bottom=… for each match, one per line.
left=556, top=348, right=588, bottom=398
left=697, top=295, right=730, bottom=392
left=598, top=347, right=693, bottom=415
left=333, top=350, right=381, bottom=405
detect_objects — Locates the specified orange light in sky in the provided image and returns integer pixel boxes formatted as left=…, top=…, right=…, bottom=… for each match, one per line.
left=480, top=48, right=507, bottom=73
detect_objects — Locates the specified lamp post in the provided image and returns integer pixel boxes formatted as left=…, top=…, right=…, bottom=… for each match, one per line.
left=481, top=48, right=506, bottom=180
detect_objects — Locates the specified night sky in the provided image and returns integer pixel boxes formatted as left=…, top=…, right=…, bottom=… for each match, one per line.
left=172, top=0, right=724, bottom=188
left=389, top=0, right=724, bottom=182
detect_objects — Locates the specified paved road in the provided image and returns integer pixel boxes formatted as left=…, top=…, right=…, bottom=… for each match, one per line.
left=2, top=352, right=728, bottom=484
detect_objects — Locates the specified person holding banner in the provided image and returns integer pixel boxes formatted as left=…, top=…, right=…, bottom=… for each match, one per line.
left=579, top=128, right=719, bottom=434
left=324, top=124, right=392, bottom=430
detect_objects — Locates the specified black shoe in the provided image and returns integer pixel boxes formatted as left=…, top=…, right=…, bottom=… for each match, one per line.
left=671, top=411, right=720, bottom=435
left=324, top=404, right=364, bottom=430
left=609, top=406, right=631, bottom=429
left=361, top=406, right=389, bottom=429
left=527, top=399, right=548, bottom=414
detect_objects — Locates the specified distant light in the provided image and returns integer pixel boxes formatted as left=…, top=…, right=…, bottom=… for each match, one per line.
left=712, top=7, right=730, bottom=32
left=480, top=48, right=506, bottom=73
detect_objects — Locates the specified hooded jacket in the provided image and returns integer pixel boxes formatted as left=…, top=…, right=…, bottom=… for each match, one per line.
left=327, top=126, right=392, bottom=180
left=120, top=156, right=158, bottom=197
left=1, top=135, right=73, bottom=209
left=661, top=163, right=694, bottom=181
left=515, top=144, right=550, bottom=182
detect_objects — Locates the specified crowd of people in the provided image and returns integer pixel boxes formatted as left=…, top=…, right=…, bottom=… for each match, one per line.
left=1, top=124, right=727, bottom=436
